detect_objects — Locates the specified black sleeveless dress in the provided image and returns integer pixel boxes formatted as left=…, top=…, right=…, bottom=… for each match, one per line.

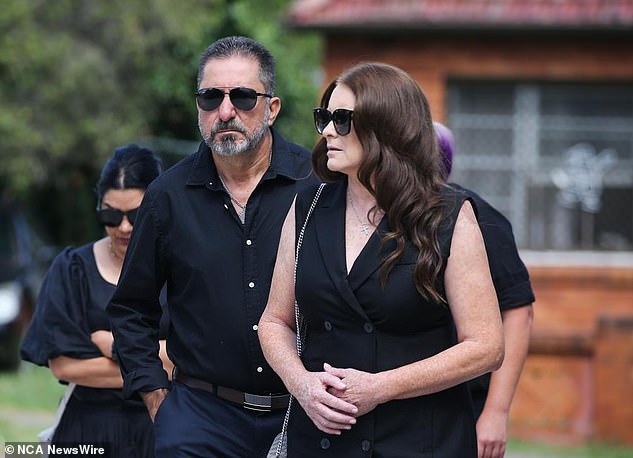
left=288, top=181, right=477, bottom=458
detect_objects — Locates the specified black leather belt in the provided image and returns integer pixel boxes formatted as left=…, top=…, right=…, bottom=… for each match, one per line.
left=173, top=368, right=290, bottom=412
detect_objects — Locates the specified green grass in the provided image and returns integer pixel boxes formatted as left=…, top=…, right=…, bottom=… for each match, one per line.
left=0, top=362, right=64, bottom=443
left=508, top=439, right=633, bottom=458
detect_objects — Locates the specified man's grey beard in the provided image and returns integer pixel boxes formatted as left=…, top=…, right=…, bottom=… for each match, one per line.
left=201, top=105, right=270, bottom=157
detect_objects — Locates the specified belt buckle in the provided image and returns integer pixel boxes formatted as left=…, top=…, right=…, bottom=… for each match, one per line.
left=243, top=393, right=273, bottom=412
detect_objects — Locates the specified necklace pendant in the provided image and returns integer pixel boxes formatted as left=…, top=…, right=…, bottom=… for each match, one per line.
left=360, top=224, right=370, bottom=235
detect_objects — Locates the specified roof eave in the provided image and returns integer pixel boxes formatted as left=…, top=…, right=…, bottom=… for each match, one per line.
left=284, top=20, right=633, bottom=36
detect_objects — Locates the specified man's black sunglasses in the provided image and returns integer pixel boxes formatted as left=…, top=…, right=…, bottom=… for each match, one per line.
left=313, top=108, right=354, bottom=136
left=195, top=87, right=272, bottom=112
left=96, top=207, right=139, bottom=227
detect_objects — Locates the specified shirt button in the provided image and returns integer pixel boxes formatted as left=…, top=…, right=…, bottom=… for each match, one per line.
left=364, top=322, right=374, bottom=333
left=252, top=324, right=258, bottom=331
left=361, top=440, right=371, bottom=451
left=320, top=438, right=330, bottom=450
left=248, top=282, right=255, bottom=288
left=324, top=321, right=333, bottom=331
left=256, top=367, right=263, bottom=373
left=246, top=239, right=252, bottom=246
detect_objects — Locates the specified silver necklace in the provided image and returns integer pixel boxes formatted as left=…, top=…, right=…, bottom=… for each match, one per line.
left=218, top=174, right=247, bottom=224
left=348, top=191, right=371, bottom=235
left=218, top=149, right=273, bottom=225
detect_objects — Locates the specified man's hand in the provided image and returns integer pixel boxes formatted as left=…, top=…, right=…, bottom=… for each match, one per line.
left=476, top=408, right=508, bottom=458
left=141, top=388, right=169, bottom=422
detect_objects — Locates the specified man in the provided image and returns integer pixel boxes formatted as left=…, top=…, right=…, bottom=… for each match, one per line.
left=435, top=122, right=535, bottom=458
left=108, top=36, right=317, bottom=457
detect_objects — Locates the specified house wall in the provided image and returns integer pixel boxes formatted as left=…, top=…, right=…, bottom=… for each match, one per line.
left=512, top=266, right=633, bottom=445
left=319, top=33, right=633, bottom=445
left=320, top=34, right=633, bottom=122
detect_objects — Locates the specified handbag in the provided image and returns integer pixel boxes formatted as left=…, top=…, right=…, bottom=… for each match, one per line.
left=267, top=183, right=325, bottom=458
left=38, top=382, right=76, bottom=456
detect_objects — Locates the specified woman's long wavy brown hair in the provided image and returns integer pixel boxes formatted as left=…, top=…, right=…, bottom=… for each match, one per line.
left=312, top=63, right=446, bottom=302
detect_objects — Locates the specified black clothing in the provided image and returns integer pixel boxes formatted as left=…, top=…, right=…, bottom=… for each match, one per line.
left=22, top=245, right=111, bottom=367
left=20, top=243, right=168, bottom=457
left=153, top=381, right=285, bottom=457
left=450, top=184, right=535, bottom=417
left=51, top=394, right=154, bottom=458
left=108, top=128, right=317, bottom=400
left=289, top=182, right=477, bottom=458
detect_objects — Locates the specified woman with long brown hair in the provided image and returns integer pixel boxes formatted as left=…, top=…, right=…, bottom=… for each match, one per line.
left=259, top=62, right=504, bottom=457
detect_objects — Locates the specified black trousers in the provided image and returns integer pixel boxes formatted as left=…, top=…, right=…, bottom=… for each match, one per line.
left=154, top=381, right=285, bottom=458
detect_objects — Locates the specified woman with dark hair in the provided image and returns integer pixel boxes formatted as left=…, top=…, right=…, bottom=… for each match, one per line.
left=259, top=63, right=504, bottom=457
left=21, top=144, right=170, bottom=457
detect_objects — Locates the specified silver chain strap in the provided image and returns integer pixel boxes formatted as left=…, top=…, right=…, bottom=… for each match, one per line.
left=273, top=183, right=325, bottom=458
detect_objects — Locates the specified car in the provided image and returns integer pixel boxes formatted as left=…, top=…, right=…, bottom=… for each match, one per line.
left=0, top=202, right=55, bottom=370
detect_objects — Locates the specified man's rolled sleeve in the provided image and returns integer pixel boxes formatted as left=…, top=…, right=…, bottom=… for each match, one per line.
left=122, top=366, right=170, bottom=398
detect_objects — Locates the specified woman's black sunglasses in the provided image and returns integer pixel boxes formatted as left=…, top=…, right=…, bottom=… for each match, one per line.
left=97, top=207, right=139, bottom=227
left=313, top=108, right=354, bottom=136
left=195, top=87, right=272, bottom=112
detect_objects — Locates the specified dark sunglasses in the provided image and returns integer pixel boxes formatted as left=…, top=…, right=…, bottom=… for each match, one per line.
left=313, top=108, right=354, bottom=136
left=195, top=87, right=272, bottom=112
left=96, top=207, right=139, bottom=227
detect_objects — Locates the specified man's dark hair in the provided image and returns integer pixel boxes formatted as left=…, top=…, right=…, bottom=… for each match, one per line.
left=197, top=36, right=275, bottom=95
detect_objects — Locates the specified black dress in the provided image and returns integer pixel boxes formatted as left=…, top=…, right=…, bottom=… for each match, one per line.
left=21, top=243, right=169, bottom=458
left=289, top=182, right=477, bottom=458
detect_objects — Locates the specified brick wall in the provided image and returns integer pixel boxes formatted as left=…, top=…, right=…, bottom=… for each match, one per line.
left=511, top=266, right=633, bottom=445
left=320, top=34, right=633, bottom=122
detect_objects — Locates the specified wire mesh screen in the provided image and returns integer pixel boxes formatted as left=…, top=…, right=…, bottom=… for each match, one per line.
left=447, top=81, right=633, bottom=251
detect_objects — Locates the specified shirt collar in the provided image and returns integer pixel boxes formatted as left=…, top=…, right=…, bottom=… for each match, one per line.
left=185, top=127, right=311, bottom=188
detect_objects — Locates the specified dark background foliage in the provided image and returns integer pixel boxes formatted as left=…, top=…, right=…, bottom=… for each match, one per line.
left=0, top=0, right=321, bottom=247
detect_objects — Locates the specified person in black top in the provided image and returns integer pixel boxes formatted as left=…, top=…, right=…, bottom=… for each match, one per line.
left=21, top=144, right=169, bottom=457
left=107, top=36, right=317, bottom=457
left=259, top=62, right=504, bottom=457
left=434, top=121, right=535, bottom=458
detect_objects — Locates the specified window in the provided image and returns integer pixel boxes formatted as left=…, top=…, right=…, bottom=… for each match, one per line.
left=447, top=81, right=633, bottom=251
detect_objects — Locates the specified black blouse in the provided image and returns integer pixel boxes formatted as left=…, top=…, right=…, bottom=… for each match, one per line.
left=21, top=243, right=168, bottom=403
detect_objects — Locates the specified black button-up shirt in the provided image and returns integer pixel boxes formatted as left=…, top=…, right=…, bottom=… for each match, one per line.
left=108, top=128, right=317, bottom=398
